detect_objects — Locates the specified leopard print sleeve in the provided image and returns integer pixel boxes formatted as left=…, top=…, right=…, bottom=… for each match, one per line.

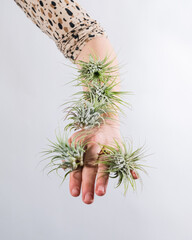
left=14, top=0, right=108, bottom=63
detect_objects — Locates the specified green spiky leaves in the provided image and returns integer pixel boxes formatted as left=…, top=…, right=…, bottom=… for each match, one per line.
left=42, top=132, right=148, bottom=193
left=72, top=53, right=132, bottom=114
left=64, top=99, right=110, bottom=131
left=97, top=139, right=148, bottom=195
left=41, top=52, right=149, bottom=195
left=75, top=53, right=120, bottom=83
left=63, top=53, right=132, bottom=130
left=73, top=77, right=132, bottom=114
left=42, top=131, right=87, bottom=182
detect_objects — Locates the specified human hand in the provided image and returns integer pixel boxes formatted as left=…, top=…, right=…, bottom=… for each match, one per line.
left=68, top=121, right=138, bottom=204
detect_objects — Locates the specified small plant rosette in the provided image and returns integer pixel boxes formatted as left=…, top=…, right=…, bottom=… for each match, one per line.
left=96, top=139, right=149, bottom=195
left=63, top=98, right=117, bottom=131
left=73, top=77, right=132, bottom=114
left=75, top=53, right=120, bottom=84
left=41, top=131, right=87, bottom=183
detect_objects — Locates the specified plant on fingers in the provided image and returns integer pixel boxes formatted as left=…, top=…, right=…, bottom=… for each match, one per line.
left=41, top=131, right=87, bottom=183
left=97, top=139, right=149, bottom=195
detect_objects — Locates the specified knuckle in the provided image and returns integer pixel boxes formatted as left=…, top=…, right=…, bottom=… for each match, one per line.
left=71, top=170, right=81, bottom=181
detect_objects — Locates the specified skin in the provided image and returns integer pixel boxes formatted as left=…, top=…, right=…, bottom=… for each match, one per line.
left=68, top=36, right=138, bottom=204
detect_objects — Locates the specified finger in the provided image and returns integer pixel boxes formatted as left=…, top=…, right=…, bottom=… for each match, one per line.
left=67, top=135, right=83, bottom=197
left=69, top=169, right=82, bottom=197
left=95, top=159, right=109, bottom=196
left=82, top=144, right=101, bottom=204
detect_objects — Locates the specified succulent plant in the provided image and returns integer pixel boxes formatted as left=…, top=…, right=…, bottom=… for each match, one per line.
left=97, top=139, right=149, bottom=195
left=41, top=131, right=87, bottom=183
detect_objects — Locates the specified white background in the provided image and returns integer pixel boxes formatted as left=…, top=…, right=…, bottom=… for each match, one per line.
left=1, top=0, right=192, bottom=239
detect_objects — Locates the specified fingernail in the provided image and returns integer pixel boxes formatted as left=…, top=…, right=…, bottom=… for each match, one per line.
left=72, top=187, right=79, bottom=196
left=130, top=170, right=138, bottom=179
left=133, top=172, right=138, bottom=179
left=98, top=186, right=105, bottom=194
left=84, top=192, right=93, bottom=203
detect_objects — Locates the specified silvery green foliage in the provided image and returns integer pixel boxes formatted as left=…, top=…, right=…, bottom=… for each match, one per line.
left=89, top=83, right=109, bottom=102
left=80, top=58, right=103, bottom=81
left=74, top=78, right=132, bottom=114
left=72, top=54, right=131, bottom=114
left=42, top=132, right=86, bottom=181
left=75, top=54, right=120, bottom=83
left=64, top=99, right=110, bottom=131
left=98, top=139, right=148, bottom=195
left=42, top=52, right=149, bottom=191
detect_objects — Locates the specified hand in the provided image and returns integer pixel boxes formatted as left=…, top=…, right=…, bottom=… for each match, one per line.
left=68, top=121, right=138, bottom=204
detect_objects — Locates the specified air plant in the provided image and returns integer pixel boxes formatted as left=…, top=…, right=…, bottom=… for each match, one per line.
left=41, top=131, right=87, bottom=183
left=97, top=139, right=149, bottom=195
left=74, top=53, right=120, bottom=84
left=73, top=76, right=132, bottom=114
left=63, top=99, right=117, bottom=131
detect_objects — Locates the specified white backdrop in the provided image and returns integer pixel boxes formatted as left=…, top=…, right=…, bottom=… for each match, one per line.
left=1, top=0, right=192, bottom=239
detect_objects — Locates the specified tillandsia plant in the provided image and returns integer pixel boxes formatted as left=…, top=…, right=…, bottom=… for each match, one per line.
left=74, top=52, right=121, bottom=84
left=96, top=139, right=149, bottom=195
left=41, top=131, right=87, bottom=183
left=63, top=98, right=117, bottom=131
left=73, top=76, right=132, bottom=114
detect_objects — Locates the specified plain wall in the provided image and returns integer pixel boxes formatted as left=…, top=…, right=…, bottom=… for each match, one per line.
left=1, top=0, right=192, bottom=239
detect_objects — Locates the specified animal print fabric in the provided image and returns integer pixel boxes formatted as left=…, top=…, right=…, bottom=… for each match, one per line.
left=14, top=0, right=108, bottom=63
